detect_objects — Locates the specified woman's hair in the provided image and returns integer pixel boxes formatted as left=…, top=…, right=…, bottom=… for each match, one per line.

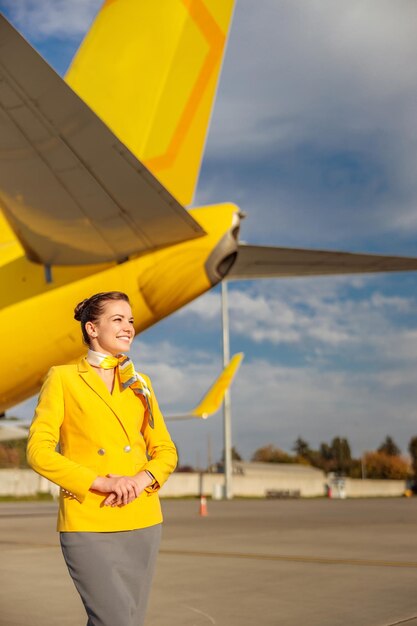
left=74, top=291, right=130, bottom=346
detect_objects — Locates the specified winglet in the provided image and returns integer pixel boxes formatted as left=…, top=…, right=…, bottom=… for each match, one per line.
left=166, top=353, right=244, bottom=421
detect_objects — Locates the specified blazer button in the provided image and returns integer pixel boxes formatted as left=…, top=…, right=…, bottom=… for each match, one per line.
left=123, top=445, right=131, bottom=453
left=97, top=448, right=106, bottom=455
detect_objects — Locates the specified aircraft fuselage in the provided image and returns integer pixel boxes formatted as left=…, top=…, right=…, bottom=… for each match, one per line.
left=1, top=203, right=239, bottom=411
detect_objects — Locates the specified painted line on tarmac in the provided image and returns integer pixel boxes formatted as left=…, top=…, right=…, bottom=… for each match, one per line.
left=0, top=540, right=56, bottom=548
left=0, top=512, right=55, bottom=519
left=3, top=540, right=417, bottom=571
left=183, top=605, right=216, bottom=624
left=160, top=548, right=417, bottom=569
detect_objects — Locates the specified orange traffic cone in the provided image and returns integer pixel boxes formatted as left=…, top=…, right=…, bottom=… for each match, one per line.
left=199, top=495, right=208, bottom=516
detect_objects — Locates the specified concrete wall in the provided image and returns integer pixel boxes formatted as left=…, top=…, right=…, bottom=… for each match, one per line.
left=0, top=467, right=407, bottom=499
left=159, top=471, right=326, bottom=498
left=344, top=478, right=406, bottom=498
left=0, top=469, right=59, bottom=498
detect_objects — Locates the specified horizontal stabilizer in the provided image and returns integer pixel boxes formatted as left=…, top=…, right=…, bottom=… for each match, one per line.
left=166, top=353, right=244, bottom=421
left=0, top=16, right=205, bottom=266
left=227, top=244, right=417, bottom=280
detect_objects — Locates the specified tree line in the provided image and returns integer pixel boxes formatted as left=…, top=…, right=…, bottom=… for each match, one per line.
left=252, top=435, right=417, bottom=481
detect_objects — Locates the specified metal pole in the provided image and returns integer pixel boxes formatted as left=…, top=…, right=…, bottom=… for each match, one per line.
left=221, top=281, right=233, bottom=499
left=361, top=454, right=366, bottom=480
left=207, top=433, right=212, bottom=472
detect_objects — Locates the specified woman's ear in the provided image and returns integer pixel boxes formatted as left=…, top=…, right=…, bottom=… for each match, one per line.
left=85, top=321, right=98, bottom=339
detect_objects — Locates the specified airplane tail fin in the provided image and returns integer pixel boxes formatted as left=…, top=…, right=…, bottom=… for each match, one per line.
left=166, top=352, right=244, bottom=421
left=65, top=0, right=235, bottom=207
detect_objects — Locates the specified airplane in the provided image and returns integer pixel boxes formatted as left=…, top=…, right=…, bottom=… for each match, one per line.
left=1, top=0, right=417, bottom=421
left=0, top=353, right=244, bottom=441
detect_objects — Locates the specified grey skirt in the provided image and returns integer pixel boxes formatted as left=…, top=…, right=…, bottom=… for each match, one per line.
left=60, top=524, right=162, bottom=626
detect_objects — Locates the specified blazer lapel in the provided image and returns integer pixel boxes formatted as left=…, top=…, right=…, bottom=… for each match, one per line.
left=77, top=358, right=131, bottom=442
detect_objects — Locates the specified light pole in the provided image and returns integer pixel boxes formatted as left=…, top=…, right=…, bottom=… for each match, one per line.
left=221, top=281, right=233, bottom=499
left=361, top=454, right=366, bottom=480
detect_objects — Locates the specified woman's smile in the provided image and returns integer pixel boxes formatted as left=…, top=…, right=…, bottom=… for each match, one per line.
left=87, top=300, right=135, bottom=355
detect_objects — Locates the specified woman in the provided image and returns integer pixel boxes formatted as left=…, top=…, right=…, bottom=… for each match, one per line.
left=27, top=291, right=177, bottom=626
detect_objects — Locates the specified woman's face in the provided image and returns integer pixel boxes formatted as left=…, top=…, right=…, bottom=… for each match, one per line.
left=86, top=299, right=135, bottom=355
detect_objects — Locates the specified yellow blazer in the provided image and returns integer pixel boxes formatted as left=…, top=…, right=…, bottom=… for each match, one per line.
left=27, top=358, right=177, bottom=532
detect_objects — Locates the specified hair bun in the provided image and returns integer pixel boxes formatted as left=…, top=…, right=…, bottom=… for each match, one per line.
left=74, top=298, right=90, bottom=321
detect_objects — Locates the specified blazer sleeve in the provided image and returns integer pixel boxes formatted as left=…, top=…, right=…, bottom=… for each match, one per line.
left=26, top=367, right=97, bottom=503
left=141, top=375, right=178, bottom=493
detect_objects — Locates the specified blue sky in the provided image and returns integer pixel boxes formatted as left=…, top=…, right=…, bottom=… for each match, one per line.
left=3, top=0, right=417, bottom=466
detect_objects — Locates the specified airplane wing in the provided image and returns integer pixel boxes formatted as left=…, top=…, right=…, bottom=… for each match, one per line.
left=227, top=244, right=417, bottom=280
left=0, top=16, right=205, bottom=266
left=166, top=353, right=244, bottom=421
left=0, top=424, right=28, bottom=442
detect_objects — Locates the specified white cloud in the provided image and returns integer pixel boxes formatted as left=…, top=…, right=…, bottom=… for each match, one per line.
left=176, top=278, right=417, bottom=359
left=128, top=340, right=220, bottom=408
left=210, top=0, right=417, bottom=156
left=2, top=0, right=100, bottom=38
left=231, top=357, right=417, bottom=459
left=177, top=292, right=220, bottom=322
left=198, top=0, right=417, bottom=242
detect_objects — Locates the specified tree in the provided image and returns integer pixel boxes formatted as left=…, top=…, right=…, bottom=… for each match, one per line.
left=0, top=438, right=29, bottom=469
left=221, top=446, right=243, bottom=462
left=363, top=451, right=410, bottom=480
left=231, top=446, right=242, bottom=461
left=348, top=458, right=364, bottom=479
left=330, top=437, right=351, bottom=475
left=293, top=437, right=310, bottom=459
left=408, top=436, right=417, bottom=487
left=252, top=444, right=298, bottom=464
left=319, top=443, right=333, bottom=462
left=378, top=436, right=400, bottom=457
left=303, top=438, right=352, bottom=474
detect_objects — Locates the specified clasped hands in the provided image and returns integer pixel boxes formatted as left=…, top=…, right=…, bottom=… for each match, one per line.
left=91, top=471, right=153, bottom=507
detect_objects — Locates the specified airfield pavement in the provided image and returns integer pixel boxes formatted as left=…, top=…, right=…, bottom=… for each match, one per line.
left=1, top=499, right=417, bottom=626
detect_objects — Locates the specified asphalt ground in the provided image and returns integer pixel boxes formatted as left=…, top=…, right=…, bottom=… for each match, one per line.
left=1, top=498, right=417, bottom=626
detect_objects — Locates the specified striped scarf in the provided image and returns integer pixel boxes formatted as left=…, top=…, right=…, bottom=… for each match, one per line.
left=87, top=350, right=154, bottom=428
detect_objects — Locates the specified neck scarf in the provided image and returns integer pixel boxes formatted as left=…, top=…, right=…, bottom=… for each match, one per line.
left=86, top=350, right=154, bottom=428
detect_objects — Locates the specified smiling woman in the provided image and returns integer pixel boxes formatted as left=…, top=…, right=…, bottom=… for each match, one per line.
left=27, top=290, right=178, bottom=626
left=74, top=292, right=135, bottom=393
left=74, top=290, right=134, bottom=350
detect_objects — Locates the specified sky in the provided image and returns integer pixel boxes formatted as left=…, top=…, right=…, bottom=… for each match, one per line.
left=3, top=0, right=417, bottom=467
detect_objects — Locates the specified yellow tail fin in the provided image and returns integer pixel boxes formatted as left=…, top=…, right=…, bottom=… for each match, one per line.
left=65, top=0, right=235, bottom=206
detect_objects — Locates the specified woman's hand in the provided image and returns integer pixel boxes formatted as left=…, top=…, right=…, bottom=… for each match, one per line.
left=105, top=471, right=153, bottom=506
left=90, top=474, right=140, bottom=507
left=133, top=470, right=154, bottom=493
